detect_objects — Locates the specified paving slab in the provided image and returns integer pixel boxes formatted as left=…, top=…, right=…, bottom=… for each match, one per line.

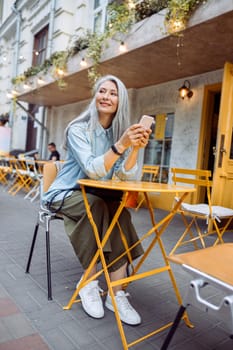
left=0, top=186, right=233, bottom=349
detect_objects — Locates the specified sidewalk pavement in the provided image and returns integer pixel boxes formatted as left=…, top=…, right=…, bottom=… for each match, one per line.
left=0, top=187, right=233, bottom=350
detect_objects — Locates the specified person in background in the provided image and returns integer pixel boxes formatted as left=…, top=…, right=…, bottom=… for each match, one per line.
left=43, top=75, right=151, bottom=325
left=48, top=142, right=60, bottom=161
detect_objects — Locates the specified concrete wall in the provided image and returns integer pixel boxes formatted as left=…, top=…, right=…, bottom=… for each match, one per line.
left=47, top=68, right=223, bottom=167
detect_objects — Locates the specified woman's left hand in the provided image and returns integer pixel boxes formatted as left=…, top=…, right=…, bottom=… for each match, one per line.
left=133, top=125, right=151, bottom=149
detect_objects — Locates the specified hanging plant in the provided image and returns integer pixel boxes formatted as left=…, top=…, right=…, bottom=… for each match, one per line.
left=50, top=51, right=69, bottom=90
left=135, top=0, right=168, bottom=21
left=24, top=65, right=42, bottom=78
left=10, top=0, right=208, bottom=91
left=11, top=74, right=26, bottom=85
left=107, top=1, right=136, bottom=37
left=68, top=36, right=89, bottom=57
left=50, top=51, right=68, bottom=78
left=85, top=1, right=136, bottom=85
left=85, top=31, right=108, bottom=85
left=165, top=0, right=207, bottom=34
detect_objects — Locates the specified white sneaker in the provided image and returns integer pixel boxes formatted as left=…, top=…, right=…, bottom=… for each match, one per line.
left=105, top=290, right=141, bottom=325
left=77, top=279, right=104, bottom=319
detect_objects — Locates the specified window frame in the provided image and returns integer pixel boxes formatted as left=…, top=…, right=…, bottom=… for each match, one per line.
left=143, top=113, right=175, bottom=184
left=92, top=0, right=108, bottom=33
left=32, top=25, right=49, bottom=66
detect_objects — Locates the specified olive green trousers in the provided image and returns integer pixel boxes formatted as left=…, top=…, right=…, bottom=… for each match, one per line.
left=50, top=190, right=144, bottom=272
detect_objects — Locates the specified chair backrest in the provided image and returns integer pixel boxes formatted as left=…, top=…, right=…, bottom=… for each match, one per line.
left=171, top=167, right=212, bottom=205
left=43, top=162, right=59, bottom=193
left=141, top=165, right=159, bottom=182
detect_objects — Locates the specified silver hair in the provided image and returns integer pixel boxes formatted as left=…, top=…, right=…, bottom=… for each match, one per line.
left=63, top=75, right=130, bottom=149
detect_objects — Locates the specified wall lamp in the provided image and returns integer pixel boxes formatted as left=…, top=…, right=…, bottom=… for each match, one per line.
left=179, top=80, right=193, bottom=99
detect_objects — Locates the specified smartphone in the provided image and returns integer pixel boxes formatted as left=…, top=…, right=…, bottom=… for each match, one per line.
left=139, top=115, right=154, bottom=129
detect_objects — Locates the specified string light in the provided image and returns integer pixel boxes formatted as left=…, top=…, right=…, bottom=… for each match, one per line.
left=128, top=1, right=135, bottom=9
left=56, top=68, right=65, bottom=77
left=119, top=41, right=127, bottom=53
left=80, top=57, right=87, bottom=68
left=23, top=83, right=31, bottom=90
left=6, top=89, right=19, bottom=99
left=6, top=92, right=13, bottom=99
left=37, top=77, right=46, bottom=85
left=176, top=35, right=184, bottom=68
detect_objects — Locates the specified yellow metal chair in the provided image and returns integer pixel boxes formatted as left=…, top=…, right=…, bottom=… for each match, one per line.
left=169, top=168, right=233, bottom=255
left=25, top=161, right=63, bottom=300
left=8, top=158, right=32, bottom=195
left=0, top=156, right=12, bottom=186
left=161, top=243, right=233, bottom=349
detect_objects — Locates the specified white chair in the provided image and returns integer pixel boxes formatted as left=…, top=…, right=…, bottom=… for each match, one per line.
left=169, top=168, right=233, bottom=255
left=24, top=157, right=43, bottom=202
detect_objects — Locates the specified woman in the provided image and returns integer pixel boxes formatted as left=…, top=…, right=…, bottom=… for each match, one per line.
left=43, top=75, right=151, bottom=325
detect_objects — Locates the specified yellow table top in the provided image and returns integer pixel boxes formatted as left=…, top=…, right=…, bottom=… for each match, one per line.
left=78, top=179, right=196, bottom=194
left=169, top=243, right=233, bottom=287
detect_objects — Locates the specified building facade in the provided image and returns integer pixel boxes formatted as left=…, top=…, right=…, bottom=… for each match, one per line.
left=0, top=0, right=233, bottom=209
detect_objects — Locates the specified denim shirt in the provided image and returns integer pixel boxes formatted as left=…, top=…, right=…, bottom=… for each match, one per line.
left=43, top=120, right=138, bottom=204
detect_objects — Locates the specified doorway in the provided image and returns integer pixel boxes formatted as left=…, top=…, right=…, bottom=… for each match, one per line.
left=207, top=91, right=221, bottom=176
left=197, top=83, right=221, bottom=202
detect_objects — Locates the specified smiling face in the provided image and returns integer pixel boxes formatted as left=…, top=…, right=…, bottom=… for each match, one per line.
left=95, top=80, right=119, bottom=128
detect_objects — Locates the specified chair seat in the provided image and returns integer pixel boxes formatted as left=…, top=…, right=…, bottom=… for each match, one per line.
left=181, top=202, right=233, bottom=221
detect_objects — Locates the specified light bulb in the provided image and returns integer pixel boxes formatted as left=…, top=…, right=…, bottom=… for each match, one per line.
left=56, top=68, right=65, bottom=77
left=119, top=42, right=127, bottom=53
left=80, top=58, right=87, bottom=68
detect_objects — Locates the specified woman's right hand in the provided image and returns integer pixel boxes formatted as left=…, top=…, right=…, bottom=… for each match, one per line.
left=116, top=124, right=151, bottom=152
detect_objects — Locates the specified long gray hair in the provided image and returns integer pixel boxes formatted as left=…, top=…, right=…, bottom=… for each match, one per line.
left=63, top=75, right=130, bottom=149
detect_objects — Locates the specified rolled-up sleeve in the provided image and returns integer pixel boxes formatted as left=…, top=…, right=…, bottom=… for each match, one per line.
left=114, top=155, right=138, bottom=180
left=68, top=124, right=107, bottom=179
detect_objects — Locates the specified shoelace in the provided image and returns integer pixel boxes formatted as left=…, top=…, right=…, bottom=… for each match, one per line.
left=116, top=292, right=133, bottom=311
left=86, top=283, right=103, bottom=302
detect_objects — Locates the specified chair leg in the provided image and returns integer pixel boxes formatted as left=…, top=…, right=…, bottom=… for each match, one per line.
left=160, top=305, right=187, bottom=350
left=45, top=227, right=52, bottom=300
left=25, top=222, right=39, bottom=273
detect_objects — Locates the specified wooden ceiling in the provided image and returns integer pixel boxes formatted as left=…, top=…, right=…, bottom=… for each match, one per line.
left=17, top=10, right=233, bottom=107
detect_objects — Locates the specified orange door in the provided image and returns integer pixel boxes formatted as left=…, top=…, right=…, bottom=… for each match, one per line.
left=211, top=62, right=233, bottom=208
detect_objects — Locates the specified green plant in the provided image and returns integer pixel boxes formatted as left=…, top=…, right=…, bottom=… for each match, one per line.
left=68, top=36, right=89, bottom=57
left=24, top=65, right=42, bottom=78
left=11, top=0, right=208, bottom=90
left=135, top=0, right=168, bottom=21
left=85, top=1, right=136, bottom=85
left=85, top=31, right=108, bottom=85
left=11, top=74, right=26, bottom=85
left=50, top=51, right=68, bottom=76
left=107, top=1, right=135, bottom=37
left=165, top=0, right=207, bottom=34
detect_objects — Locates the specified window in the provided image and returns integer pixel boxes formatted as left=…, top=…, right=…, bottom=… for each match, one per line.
left=93, top=0, right=108, bottom=33
left=32, top=25, right=49, bottom=66
left=143, top=113, right=174, bottom=183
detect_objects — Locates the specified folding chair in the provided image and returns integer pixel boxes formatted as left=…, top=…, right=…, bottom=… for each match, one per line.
left=8, top=158, right=32, bottom=195
left=134, top=164, right=159, bottom=210
left=161, top=243, right=233, bottom=349
left=169, top=168, right=233, bottom=255
left=0, top=157, right=12, bottom=186
left=25, top=161, right=64, bottom=300
left=24, top=158, right=43, bottom=202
